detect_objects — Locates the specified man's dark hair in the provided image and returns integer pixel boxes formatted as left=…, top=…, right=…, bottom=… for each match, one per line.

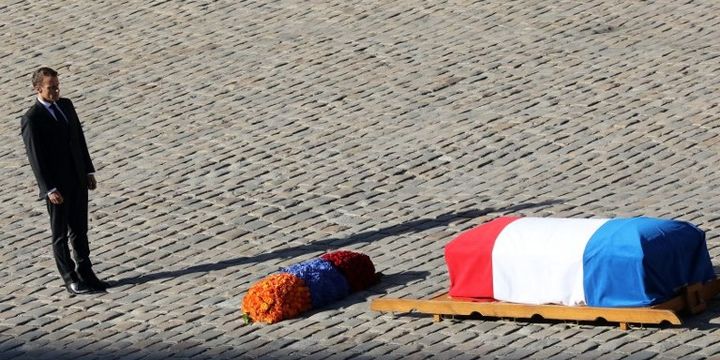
left=31, top=67, right=58, bottom=88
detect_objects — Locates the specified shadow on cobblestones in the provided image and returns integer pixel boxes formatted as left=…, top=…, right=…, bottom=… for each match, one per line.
left=112, top=200, right=560, bottom=287
left=303, top=270, right=431, bottom=311
left=0, top=345, right=361, bottom=360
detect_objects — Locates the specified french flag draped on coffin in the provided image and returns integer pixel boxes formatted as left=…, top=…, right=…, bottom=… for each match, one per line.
left=444, top=217, right=716, bottom=307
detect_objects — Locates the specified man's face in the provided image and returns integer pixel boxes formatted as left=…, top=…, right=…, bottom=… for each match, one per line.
left=36, top=75, right=60, bottom=102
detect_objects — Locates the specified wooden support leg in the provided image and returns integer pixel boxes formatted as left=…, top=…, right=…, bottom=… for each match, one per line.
left=433, top=314, right=442, bottom=322
left=619, top=322, right=629, bottom=330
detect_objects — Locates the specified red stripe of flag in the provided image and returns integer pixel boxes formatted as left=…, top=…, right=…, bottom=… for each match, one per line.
left=445, top=216, right=520, bottom=299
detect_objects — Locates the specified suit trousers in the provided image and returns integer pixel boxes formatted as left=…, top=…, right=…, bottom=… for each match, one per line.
left=46, top=185, right=92, bottom=284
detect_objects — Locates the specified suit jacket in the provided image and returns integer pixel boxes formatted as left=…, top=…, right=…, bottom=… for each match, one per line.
left=21, top=97, right=95, bottom=199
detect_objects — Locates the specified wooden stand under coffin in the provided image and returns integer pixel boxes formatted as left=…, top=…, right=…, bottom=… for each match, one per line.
left=371, top=278, right=720, bottom=330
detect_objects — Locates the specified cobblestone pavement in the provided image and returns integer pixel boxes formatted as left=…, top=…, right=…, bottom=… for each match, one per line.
left=1, top=1, right=720, bottom=359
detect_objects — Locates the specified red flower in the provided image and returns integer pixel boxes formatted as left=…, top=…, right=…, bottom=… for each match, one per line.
left=321, top=250, right=378, bottom=292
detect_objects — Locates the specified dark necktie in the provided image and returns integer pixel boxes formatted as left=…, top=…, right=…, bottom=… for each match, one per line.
left=49, top=103, right=67, bottom=123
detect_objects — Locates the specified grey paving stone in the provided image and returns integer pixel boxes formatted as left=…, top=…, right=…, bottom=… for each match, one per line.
left=2, top=1, right=720, bottom=359
left=657, top=344, right=703, bottom=358
left=623, top=350, right=660, bottom=360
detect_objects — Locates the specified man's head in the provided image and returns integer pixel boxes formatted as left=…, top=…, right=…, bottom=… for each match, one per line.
left=32, top=67, right=60, bottom=102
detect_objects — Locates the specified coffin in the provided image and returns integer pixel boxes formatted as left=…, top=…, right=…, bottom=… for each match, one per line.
left=444, top=217, right=716, bottom=307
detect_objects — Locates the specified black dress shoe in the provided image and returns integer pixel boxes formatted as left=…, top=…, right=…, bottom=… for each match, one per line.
left=88, top=280, right=109, bottom=292
left=79, top=272, right=109, bottom=291
left=66, top=282, right=94, bottom=295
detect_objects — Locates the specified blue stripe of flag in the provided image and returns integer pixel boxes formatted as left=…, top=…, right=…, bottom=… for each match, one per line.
left=583, top=217, right=715, bottom=307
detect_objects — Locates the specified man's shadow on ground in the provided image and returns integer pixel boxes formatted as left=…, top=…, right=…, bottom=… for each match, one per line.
left=113, top=200, right=561, bottom=287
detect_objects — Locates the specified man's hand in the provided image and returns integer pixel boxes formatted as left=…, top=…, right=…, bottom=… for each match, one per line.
left=48, top=190, right=64, bottom=205
left=87, top=174, right=97, bottom=190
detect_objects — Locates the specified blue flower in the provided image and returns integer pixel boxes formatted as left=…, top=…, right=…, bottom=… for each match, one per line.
left=281, top=258, right=350, bottom=308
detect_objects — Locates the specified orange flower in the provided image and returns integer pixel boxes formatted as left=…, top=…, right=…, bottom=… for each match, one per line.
left=241, top=273, right=312, bottom=324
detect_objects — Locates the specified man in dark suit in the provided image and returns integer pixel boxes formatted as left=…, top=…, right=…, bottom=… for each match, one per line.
left=21, top=67, right=107, bottom=295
